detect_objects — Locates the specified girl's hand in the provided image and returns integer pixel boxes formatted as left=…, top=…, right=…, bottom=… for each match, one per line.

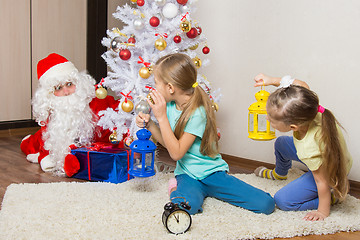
left=254, top=73, right=279, bottom=87
left=303, top=210, right=328, bottom=221
left=147, top=90, right=167, bottom=122
left=136, top=112, right=151, bottom=128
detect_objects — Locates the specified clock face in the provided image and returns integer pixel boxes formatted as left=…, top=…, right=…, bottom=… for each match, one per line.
left=164, top=209, right=192, bottom=234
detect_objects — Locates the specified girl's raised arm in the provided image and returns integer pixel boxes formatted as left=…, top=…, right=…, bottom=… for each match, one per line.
left=254, top=73, right=310, bottom=89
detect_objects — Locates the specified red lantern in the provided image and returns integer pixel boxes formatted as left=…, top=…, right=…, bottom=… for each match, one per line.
left=202, top=46, right=210, bottom=54
left=149, top=16, right=160, bottom=27
left=177, top=0, right=188, bottom=5
left=119, top=49, right=131, bottom=60
left=137, top=0, right=145, bottom=7
left=186, top=28, right=198, bottom=39
left=173, top=35, right=182, bottom=43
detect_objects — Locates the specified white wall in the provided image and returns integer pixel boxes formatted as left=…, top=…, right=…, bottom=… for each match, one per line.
left=195, top=0, right=360, bottom=181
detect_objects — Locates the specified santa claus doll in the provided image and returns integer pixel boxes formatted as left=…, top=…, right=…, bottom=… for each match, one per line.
left=21, top=53, right=120, bottom=177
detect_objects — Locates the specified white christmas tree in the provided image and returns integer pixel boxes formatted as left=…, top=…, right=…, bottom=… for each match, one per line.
left=97, top=0, right=221, bottom=144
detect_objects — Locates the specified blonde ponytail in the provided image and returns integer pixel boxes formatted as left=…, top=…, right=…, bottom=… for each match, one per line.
left=174, top=86, right=219, bottom=157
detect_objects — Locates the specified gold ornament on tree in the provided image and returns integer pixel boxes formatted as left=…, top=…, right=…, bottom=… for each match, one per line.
left=120, top=92, right=134, bottom=112
left=95, top=78, right=107, bottom=99
left=212, top=101, right=219, bottom=112
left=154, top=33, right=168, bottom=51
left=145, top=86, right=155, bottom=104
left=180, top=12, right=191, bottom=32
left=147, top=93, right=155, bottom=104
left=193, top=57, right=202, bottom=68
left=155, top=37, right=167, bottom=51
left=189, top=44, right=199, bottom=50
left=139, top=67, right=152, bottom=79
left=121, top=100, right=134, bottom=112
left=96, top=86, right=107, bottom=99
left=180, top=19, right=191, bottom=32
left=109, top=130, right=120, bottom=144
left=138, top=57, right=153, bottom=79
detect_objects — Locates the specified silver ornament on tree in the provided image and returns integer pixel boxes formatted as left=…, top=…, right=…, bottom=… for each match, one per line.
left=110, top=37, right=122, bottom=53
left=134, top=18, right=145, bottom=30
left=135, top=99, right=151, bottom=114
left=180, top=4, right=190, bottom=13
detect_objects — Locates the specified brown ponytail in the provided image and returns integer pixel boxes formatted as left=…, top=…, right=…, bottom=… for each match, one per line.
left=319, top=109, right=349, bottom=200
left=174, top=85, right=219, bottom=157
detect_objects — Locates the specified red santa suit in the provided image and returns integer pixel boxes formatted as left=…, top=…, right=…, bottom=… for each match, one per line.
left=20, top=53, right=121, bottom=177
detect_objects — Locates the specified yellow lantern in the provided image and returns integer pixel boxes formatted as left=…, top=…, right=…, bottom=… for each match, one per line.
left=248, top=87, right=275, bottom=141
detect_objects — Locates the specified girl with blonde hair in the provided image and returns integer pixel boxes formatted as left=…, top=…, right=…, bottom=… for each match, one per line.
left=136, top=53, right=274, bottom=215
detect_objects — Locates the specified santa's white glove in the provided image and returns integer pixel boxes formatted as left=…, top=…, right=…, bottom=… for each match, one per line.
left=40, top=155, right=56, bottom=172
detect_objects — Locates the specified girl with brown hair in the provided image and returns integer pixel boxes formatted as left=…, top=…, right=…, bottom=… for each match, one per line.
left=253, top=73, right=353, bottom=221
left=136, top=53, right=275, bottom=215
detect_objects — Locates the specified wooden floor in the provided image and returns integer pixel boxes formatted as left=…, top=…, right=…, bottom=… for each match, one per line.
left=1, top=128, right=359, bottom=240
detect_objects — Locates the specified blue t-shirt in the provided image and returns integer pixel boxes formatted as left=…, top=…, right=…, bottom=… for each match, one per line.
left=166, top=101, right=229, bottom=180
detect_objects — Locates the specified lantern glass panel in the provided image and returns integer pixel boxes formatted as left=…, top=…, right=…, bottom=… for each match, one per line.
left=258, top=114, right=267, bottom=132
left=145, top=152, right=153, bottom=169
left=248, top=113, right=254, bottom=132
left=133, top=152, right=142, bottom=170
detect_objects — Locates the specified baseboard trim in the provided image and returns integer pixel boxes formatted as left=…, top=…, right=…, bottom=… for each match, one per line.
left=221, top=153, right=360, bottom=196
left=0, top=120, right=38, bottom=130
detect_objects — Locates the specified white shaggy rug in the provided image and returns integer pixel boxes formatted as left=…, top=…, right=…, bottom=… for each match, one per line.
left=1, top=169, right=359, bottom=240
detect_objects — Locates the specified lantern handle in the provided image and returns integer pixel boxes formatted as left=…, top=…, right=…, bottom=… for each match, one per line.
left=261, top=81, right=265, bottom=90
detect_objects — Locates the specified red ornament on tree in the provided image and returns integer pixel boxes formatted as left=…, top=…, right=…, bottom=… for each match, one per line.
left=177, top=0, right=188, bottom=5
left=173, top=35, right=182, bottom=43
left=137, top=0, right=145, bottom=7
left=149, top=16, right=160, bottom=27
left=186, top=28, right=198, bottom=39
left=202, top=46, right=210, bottom=54
left=119, top=49, right=131, bottom=60
left=196, top=26, right=202, bottom=35
left=128, top=36, right=136, bottom=44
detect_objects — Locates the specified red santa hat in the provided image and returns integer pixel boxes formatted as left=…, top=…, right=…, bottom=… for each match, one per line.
left=37, top=53, right=78, bottom=85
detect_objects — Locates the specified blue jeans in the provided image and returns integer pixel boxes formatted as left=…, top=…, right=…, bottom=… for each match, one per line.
left=170, top=171, right=275, bottom=215
left=273, top=136, right=319, bottom=211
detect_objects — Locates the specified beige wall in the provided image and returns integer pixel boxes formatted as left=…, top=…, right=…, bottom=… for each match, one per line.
left=108, top=0, right=127, bottom=30
left=0, top=0, right=87, bottom=121
left=31, top=0, right=87, bottom=98
left=0, top=0, right=32, bottom=121
left=195, top=0, right=360, bottom=181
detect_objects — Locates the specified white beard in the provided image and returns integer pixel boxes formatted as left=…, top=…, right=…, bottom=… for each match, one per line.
left=32, top=70, right=97, bottom=175
left=43, top=92, right=96, bottom=175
